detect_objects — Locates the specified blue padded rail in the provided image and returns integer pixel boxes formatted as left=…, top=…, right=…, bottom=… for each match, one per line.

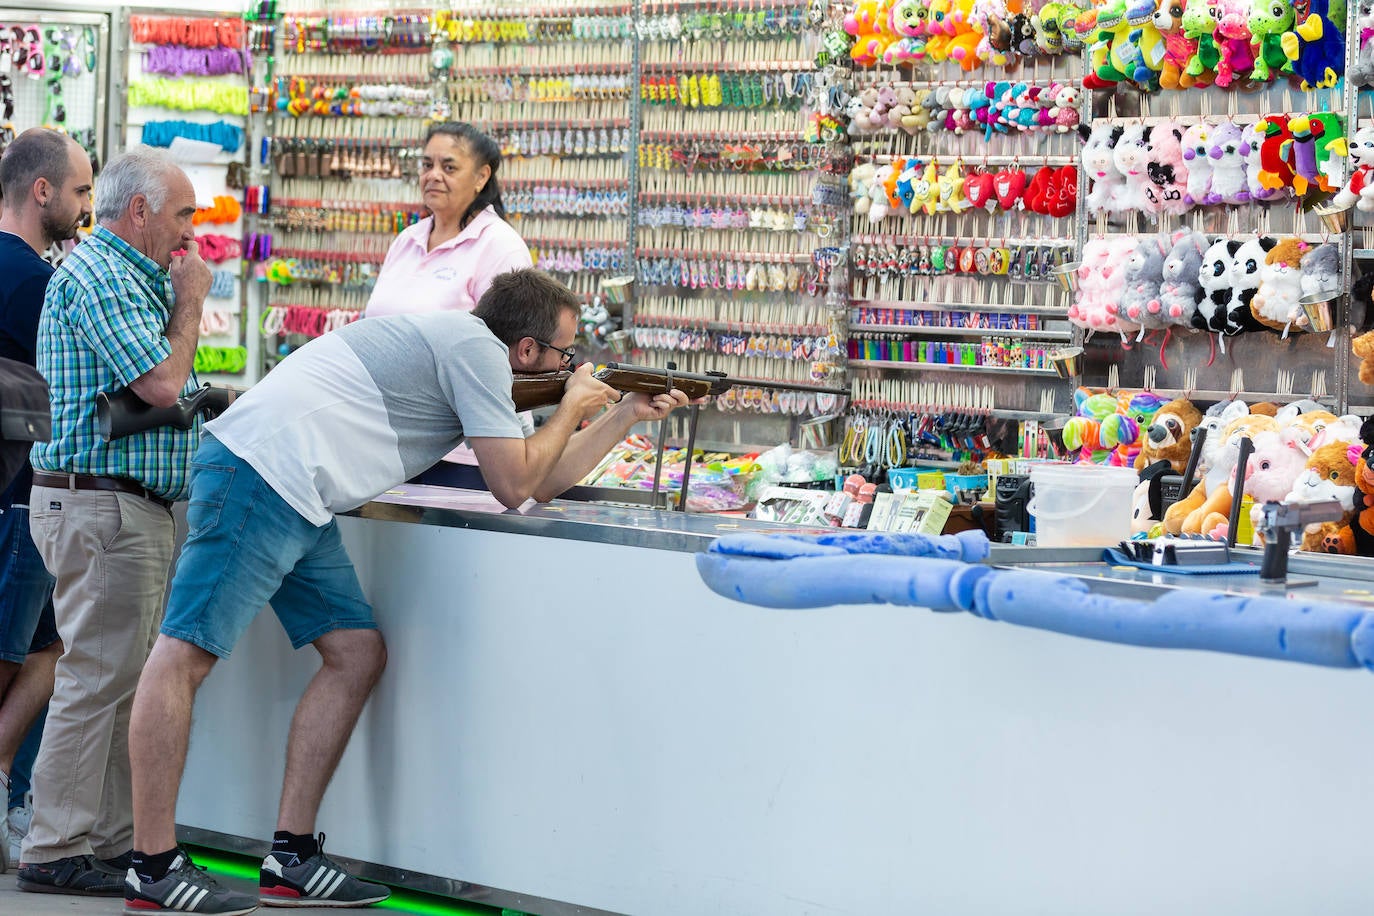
left=696, top=531, right=1374, bottom=671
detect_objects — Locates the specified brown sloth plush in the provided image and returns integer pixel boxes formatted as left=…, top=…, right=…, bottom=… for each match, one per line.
left=1134, top=397, right=1202, bottom=474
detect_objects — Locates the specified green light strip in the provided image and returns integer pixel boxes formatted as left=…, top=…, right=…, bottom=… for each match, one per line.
left=189, top=850, right=505, bottom=916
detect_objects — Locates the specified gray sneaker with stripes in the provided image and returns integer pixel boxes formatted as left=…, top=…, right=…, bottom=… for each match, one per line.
left=123, top=849, right=258, bottom=915
left=258, top=835, right=389, bottom=908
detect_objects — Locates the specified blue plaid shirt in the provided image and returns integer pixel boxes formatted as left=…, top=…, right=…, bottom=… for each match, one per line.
left=30, top=227, right=200, bottom=501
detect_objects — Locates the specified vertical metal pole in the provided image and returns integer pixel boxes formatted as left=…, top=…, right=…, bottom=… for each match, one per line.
left=650, top=361, right=675, bottom=509
left=625, top=0, right=642, bottom=332
left=1337, top=0, right=1358, bottom=414
left=676, top=403, right=702, bottom=512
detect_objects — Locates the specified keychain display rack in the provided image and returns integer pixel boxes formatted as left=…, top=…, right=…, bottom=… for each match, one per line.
left=245, top=3, right=432, bottom=372
left=119, top=8, right=252, bottom=382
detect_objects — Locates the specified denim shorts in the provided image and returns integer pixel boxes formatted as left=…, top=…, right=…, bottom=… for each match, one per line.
left=159, top=435, right=376, bottom=659
left=0, top=504, right=58, bottom=663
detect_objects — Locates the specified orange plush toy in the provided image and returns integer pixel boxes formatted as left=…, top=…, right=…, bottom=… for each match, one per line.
left=1352, top=417, right=1374, bottom=557
left=1352, top=330, right=1374, bottom=386
left=1178, top=411, right=1280, bottom=535
left=1284, top=441, right=1360, bottom=554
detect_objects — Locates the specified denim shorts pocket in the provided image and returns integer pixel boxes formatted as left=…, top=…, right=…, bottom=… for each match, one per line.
left=186, top=464, right=235, bottom=540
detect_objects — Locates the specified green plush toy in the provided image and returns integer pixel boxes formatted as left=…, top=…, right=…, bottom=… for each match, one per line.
left=1181, top=0, right=1222, bottom=76
left=1247, top=0, right=1296, bottom=80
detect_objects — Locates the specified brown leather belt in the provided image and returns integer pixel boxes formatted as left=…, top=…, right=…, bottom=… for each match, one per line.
left=32, top=472, right=173, bottom=511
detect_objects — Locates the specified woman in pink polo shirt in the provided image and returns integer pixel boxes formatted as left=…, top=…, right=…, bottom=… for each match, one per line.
left=367, top=122, right=535, bottom=488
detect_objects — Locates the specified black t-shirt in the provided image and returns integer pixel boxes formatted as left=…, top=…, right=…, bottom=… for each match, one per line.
left=0, top=231, right=56, bottom=505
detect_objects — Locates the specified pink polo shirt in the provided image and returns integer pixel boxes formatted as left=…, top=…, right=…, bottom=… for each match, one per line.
left=365, top=206, right=533, bottom=468
left=365, top=207, right=533, bottom=317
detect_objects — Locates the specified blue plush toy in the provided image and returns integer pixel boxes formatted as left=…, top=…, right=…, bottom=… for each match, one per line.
left=1288, top=0, right=1346, bottom=88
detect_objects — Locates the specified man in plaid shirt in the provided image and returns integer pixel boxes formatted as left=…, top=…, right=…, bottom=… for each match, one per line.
left=19, top=148, right=208, bottom=897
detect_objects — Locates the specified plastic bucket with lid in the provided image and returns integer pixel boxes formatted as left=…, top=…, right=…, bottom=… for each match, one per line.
left=1027, top=463, right=1138, bottom=547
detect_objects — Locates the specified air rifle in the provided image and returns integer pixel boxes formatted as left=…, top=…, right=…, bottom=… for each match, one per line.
left=512, top=362, right=846, bottom=412
left=96, top=384, right=240, bottom=441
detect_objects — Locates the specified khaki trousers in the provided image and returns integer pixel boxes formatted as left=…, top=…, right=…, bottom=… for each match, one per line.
left=22, top=486, right=173, bottom=864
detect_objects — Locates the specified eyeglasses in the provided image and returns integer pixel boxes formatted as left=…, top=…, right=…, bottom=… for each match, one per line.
left=534, top=338, right=576, bottom=368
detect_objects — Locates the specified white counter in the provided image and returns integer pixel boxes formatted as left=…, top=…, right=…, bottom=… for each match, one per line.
left=176, top=488, right=1374, bottom=916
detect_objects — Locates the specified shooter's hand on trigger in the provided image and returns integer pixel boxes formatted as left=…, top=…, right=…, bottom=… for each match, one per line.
left=561, top=362, right=619, bottom=421
left=170, top=238, right=212, bottom=307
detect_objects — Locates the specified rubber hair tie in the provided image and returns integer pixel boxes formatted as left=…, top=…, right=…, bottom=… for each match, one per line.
left=208, top=270, right=236, bottom=299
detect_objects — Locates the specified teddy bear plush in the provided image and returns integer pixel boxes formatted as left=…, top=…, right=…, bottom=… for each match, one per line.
left=1206, top=122, right=1251, bottom=205
left=1135, top=397, right=1203, bottom=472
left=1081, top=122, right=1127, bottom=213
left=1284, top=441, right=1359, bottom=552
left=1353, top=328, right=1374, bottom=385
left=1121, top=234, right=1171, bottom=330
left=1180, top=121, right=1214, bottom=206
left=1249, top=236, right=1308, bottom=332
left=1158, top=231, right=1208, bottom=327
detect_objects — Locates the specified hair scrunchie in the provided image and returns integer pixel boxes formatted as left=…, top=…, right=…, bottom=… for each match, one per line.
left=141, top=119, right=244, bottom=153
left=194, top=345, right=247, bottom=374
left=129, top=79, right=249, bottom=116
left=208, top=270, right=236, bottom=299
left=143, top=45, right=249, bottom=76
left=195, top=234, right=241, bottom=263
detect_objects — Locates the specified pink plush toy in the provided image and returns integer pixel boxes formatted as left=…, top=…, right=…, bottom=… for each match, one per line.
left=1243, top=429, right=1311, bottom=541
left=1214, top=0, right=1256, bottom=86
left=1071, top=236, right=1144, bottom=334
left=1112, top=124, right=1155, bottom=214
left=1144, top=119, right=1191, bottom=215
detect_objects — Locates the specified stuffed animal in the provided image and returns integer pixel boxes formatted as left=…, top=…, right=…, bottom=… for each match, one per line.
left=1194, top=238, right=1239, bottom=333
left=1181, top=0, right=1223, bottom=79
left=993, top=166, right=1028, bottom=209
left=1106, top=391, right=1171, bottom=467
left=1283, top=114, right=1324, bottom=196
left=1112, top=124, right=1155, bottom=213
left=1135, top=397, right=1203, bottom=472
left=1310, top=112, right=1348, bottom=192
left=1062, top=388, right=1123, bottom=463
left=1206, top=122, right=1251, bottom=205
left=1244, top=429, right=1312, bottom=541
left=1161, top=399, right=1249, bottom=534
left=1180, top=122, right=1213, bottom=206
left=1289, top=0, right=1345, bottom=90
left=1241, top=121, right=1277, bottom=202
left=1353, top=329, right=1374, bottom=385
left=1351, top=417, right=1374, bottom=556
left=1144, top=119, right=1190, bottom=215
left=1121, top=234, right=1171, bottom=329
left=1350, top=0, right=1374, bottom=87
left=1047, top=83, right=1081, bottom=132
left=1333, top=122, right=1374, bottom=211
left=1247, top=0, right=1297, bottom=80
left=1047, top=165, right=1079, bottom=217
left=1250, top=236, right=1308, bottom=332
left=1351, top=272, right=1374, bottom=331
left=1213, top=0, right=1256, bottom=86
left=1153, top=0, right=1203, bottom=87
left=1158, top=231, right=1208, bottom=327
left=1294, top=242, right=1341, bottom=332
left=1255, top=115, right=1296, bottom=191
left=882, top=0, right=930, bottom=64
left=1125, top=0, right=1168, bottom=88
left=1178, top=411, right=1280, bottom=535
left=1082, top=122, right=1127, bottom=212
left=1071, top=236, right=1141, bottom=334
left=1284, top=441, right=1359, bottom=552
left=1132, top=459, right=1175, bottom=535
left=1224, top=236, right=1276, bottom=337
left=1094, top=0, right=1141, bottom=82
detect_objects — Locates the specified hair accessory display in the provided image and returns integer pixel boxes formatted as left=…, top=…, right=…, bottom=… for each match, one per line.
left=140, top=119, right=244, bottom=153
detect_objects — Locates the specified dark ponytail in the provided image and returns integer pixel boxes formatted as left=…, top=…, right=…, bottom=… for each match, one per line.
left=424, top=121, right=506, bottom=226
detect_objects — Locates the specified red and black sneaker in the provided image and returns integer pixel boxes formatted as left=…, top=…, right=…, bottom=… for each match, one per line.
left=259, top=833, right=389, bottom=908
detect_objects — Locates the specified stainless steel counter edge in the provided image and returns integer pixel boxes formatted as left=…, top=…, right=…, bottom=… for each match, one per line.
left=344, top=484, right=830, bottom=553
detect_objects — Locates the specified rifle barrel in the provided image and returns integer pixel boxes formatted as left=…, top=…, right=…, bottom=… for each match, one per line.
left=599, top=362, right=846, bottom=397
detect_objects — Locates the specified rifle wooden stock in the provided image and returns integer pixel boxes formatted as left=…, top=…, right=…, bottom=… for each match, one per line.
left=97, top=385, right=240, bottom=441
left=511, top=363, right=845, bottom=411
